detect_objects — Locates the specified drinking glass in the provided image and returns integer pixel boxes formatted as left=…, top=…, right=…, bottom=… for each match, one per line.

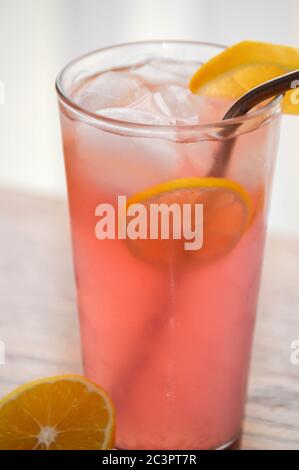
left=56, top=41, right=281, bottom=450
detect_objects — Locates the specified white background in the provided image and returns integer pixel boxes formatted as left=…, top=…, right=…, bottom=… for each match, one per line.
left=0, top=0, right=298, bottom=235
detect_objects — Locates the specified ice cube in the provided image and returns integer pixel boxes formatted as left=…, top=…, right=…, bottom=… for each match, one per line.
left=133, top=59, right=199, bottom=87
left=74, top=71, right=150, bottom=112
left=192, top=95, right=232, bottom=123
left=153, top=84, right=199, bottom=124
left=75, top=121, right=181, bottom=195
left=97, top=107, right=175, bottom=125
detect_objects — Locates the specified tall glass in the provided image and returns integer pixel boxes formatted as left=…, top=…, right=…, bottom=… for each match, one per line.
left=56, top=41, right=281, bottom=450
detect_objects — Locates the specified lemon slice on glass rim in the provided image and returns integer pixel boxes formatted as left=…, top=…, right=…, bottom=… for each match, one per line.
left=189, top=40, right=299, bottom=114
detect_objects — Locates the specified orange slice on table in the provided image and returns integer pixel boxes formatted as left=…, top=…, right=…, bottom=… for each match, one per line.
left=0, top=375, right=115, bottom=450
left=189, top=40, right=299, bottom=114
left=126, top=177, right=252, bottom=265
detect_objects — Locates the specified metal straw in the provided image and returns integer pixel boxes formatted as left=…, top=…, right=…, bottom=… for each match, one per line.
left=210, top=69, right=299, bottom=176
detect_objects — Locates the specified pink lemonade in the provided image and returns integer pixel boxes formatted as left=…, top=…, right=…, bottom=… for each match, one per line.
left=57, top=42, right=281, bottom=449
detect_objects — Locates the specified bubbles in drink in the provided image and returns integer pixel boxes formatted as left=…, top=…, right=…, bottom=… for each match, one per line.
left=226, top=120, right=279, bottom=189
left=184, top=141, right=220, bottom=175
left=76, top=122, right=180, bottom=195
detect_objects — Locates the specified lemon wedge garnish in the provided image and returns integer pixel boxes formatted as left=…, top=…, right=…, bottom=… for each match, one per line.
left=189, top=40, right=299, bottom=114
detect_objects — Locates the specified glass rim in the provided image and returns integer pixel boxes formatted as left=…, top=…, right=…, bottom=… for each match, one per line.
left=55, top=39, right=282, bottom=136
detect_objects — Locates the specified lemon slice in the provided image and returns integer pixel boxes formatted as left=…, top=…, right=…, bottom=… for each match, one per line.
left=0, top=375, right=115, bottom=450
left=126, top=177, right=252, bottom=265
left=189, top=40, right=299, bottom=114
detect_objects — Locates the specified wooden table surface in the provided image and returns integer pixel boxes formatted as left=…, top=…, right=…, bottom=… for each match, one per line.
left=0, top=188, right=298, bottom=450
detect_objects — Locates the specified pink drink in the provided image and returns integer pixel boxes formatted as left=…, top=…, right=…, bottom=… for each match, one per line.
left=56, top=42, right=281, bottom=449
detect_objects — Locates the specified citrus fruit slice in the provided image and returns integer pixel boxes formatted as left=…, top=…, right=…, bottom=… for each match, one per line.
left=0, top=375, right=115, bottom=450
left=126, top=177, right=252, bottom=265
left=189, top=40, right=299, bottom=114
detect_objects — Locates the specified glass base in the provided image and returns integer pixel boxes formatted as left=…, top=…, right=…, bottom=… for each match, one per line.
left=115, top=433, right=242, bottom=451
left=215, top=434, right=242, bottom=450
